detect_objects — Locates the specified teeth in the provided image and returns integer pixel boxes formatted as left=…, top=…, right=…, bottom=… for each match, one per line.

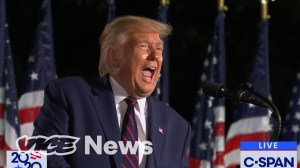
left=149, top=67, right=156, bottom=70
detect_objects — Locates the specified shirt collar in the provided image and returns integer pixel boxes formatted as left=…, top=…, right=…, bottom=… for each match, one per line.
left=109, top=76, right=146, bottom=112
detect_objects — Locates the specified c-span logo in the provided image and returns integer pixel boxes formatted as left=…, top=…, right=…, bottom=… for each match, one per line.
left=6, top=151, right=47, bottom=168
left=240, top=141, right=297, bottom=168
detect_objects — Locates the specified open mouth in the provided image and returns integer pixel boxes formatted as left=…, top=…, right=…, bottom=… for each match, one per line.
left=142, top=67, right=156, bottom=81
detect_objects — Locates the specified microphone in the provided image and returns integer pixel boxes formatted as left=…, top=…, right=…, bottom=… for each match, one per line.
left=202, top=81, right=268, bottom=108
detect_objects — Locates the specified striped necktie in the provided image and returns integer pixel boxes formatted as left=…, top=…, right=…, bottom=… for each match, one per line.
left=121, top=97, right=139, bottom=168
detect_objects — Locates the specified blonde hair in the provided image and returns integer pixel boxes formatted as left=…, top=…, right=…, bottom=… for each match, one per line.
left=98, top=15, right=172, bottom=76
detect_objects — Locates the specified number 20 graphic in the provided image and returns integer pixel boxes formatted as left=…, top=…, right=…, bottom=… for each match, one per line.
left=10, top=152, right=42, bottom=168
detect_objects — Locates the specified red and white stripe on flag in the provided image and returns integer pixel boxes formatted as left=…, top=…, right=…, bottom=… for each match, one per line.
left=224, top=116, right=270, bottom=168
left=18, top=90, right=44, bottom=139
left=212, top=106, right=225, bottom=168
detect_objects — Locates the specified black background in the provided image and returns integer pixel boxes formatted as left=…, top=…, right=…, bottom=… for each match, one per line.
left=6, top=0, right=300, bottom=131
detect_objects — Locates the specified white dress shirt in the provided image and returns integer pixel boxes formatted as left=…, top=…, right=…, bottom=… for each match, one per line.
left=109, top=76, right=147, bottom=168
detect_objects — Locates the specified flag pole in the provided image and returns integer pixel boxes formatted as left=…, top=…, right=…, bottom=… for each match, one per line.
left=218, top=0, right=228, bottom=11
left=261, top=0, right=270, bottom=21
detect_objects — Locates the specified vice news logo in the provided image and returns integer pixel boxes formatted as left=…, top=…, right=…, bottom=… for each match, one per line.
left=240, top=141, right=297, bottom=168
left=15, top=135, right=153, bottom=156
left=7, top=134, right=154, bottom=167
left=6, top=151, right=47, bottom=168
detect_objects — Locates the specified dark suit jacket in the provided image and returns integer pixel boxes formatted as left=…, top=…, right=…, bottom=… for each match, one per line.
left=30, top=76, right=191, bottom=168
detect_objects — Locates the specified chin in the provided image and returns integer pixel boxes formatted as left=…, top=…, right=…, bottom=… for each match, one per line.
left=136, top=89, right=155, bottom=98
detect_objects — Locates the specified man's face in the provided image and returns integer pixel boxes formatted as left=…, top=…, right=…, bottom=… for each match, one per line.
left=112, top=29, right=163, bottom=98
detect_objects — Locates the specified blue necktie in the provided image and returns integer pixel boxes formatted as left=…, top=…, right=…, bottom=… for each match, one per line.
left=121, top=97, right=139, bottom=168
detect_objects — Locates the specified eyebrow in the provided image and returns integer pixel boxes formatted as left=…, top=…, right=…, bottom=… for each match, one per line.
left=135, top=40, right=164, bottom=46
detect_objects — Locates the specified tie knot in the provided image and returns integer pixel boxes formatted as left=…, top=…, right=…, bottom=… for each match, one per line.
left=124, top=97, right=137, bottom=108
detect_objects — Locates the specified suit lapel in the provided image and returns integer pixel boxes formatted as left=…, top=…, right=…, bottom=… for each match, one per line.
left=90, top=76, right=122, bottom=168
left=146, top=98, right=165, bottom=167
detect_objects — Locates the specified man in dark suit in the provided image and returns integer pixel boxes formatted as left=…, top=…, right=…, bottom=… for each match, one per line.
left=29, top=15, right=191, bottom=168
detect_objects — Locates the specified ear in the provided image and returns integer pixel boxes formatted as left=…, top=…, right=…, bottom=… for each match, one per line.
left=106, top=48, right=119, bottom=67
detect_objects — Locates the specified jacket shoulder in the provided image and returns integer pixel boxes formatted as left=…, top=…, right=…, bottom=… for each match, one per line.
left=49, top=76, right=95, bottom=87
left=47, top=76, right=110, bottom=90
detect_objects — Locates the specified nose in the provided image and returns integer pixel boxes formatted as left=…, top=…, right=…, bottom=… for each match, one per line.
left=147, top=47, right=162, bottom=61
left=147, top=53, right=158, bottom=61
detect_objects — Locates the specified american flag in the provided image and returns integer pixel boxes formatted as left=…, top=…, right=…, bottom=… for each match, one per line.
left=189, top=11, right=226, bottom=168
left=154, top=1, right=170, bottom=104
left=281, top=71, right=300, bottom=167
left=18, top=0, right=56, bottom=141
left=224, top=21, right=271, bottom=168
left=0, top=0, right=20, bottom=166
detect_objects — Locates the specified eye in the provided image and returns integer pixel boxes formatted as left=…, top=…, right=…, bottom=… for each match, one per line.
left=156, top=46, right=163, bottom=51
left=137, top=42, right=149, bottom=50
